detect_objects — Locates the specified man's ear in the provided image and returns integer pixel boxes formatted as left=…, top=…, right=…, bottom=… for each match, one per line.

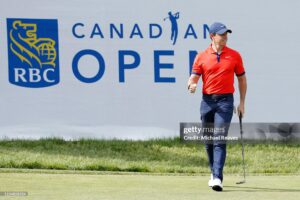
left=209, top=33, right=214, bottom=40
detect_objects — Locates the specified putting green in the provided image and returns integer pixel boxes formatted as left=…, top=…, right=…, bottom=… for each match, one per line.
left=0, top=172, right=299, bottom=200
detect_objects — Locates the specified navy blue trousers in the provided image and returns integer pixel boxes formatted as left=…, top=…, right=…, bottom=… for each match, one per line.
left=200, top=94, right=234, bottom=182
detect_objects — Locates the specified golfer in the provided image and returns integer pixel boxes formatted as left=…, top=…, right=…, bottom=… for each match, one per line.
left=187, top=22, right=247, bottom=191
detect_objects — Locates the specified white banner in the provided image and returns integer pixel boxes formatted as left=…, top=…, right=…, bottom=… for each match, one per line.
left=0, top=0, right=299, bottom=139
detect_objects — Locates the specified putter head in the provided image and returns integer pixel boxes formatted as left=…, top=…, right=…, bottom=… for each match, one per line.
left=236, top=180, right=246, bottom=184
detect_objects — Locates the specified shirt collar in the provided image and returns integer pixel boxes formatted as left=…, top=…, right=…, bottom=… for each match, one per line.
left=207, top=44, right=228, bottom=54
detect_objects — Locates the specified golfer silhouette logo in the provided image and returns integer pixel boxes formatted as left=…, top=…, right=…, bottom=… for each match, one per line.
left=164, top=11, right=180, bottom=45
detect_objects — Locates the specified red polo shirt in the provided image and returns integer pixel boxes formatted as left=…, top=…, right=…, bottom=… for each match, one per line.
left=192, top=45, right=245, bottom=94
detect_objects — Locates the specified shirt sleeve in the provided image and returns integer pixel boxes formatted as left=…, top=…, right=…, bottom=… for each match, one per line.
left=235, top=52, right=245, bottom=76
left=191, top=53, right=203, bottom=76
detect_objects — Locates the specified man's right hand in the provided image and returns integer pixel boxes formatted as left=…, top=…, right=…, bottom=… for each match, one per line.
left=188, top=83, right=197, bottom=93
left=187, top=74, right=200, bottom=94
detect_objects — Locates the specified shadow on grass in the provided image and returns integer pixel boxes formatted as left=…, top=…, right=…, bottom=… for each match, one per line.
left=223, top=185, right=300, bottom=192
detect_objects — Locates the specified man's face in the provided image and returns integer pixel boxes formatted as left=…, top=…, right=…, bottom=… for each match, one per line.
left=211, top=32, right=228, bottom=46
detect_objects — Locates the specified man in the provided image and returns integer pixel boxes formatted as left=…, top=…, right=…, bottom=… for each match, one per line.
left=187, top=22, right=247, bottom=192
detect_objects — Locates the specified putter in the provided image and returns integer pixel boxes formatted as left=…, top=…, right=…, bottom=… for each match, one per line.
left=236, top=113, right=246, bottom=184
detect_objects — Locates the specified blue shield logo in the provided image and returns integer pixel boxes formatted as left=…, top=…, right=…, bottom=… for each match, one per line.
left=7, top=18, right=60, bottom=88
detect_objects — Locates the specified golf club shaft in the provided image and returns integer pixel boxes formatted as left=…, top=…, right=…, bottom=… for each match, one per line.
left=239, top=115, right=246, bottom=181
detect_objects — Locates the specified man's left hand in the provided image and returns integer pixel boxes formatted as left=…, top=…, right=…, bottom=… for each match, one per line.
left=237, top=104, right=245, bottom=118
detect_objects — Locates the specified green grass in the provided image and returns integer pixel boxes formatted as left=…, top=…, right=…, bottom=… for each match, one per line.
left=0, top=138, right=299, bottom=174
left=0, top=173, right=300, bottom=200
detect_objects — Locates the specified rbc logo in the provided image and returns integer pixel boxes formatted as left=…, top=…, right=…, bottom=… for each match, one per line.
left=7, top=18, right=59, bottom=88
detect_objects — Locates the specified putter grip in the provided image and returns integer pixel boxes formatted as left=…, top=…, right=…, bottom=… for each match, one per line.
left=239, top=113, right=242, bottom=123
